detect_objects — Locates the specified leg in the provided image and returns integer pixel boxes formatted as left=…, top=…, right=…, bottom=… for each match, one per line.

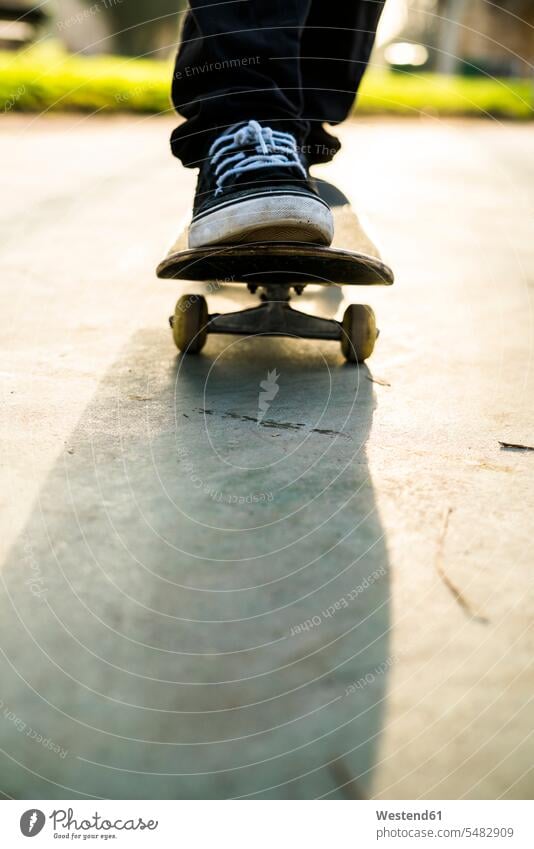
left=169, top=0, right=384, bottom=249
left=171, top=0, right=313, bottom=167
left=170, top=1, right=335, bottom=249
left=301, top=0, right=386, bottom=163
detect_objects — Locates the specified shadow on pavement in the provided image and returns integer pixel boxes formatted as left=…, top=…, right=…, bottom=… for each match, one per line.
left=0, top=327, right=391, bottom=799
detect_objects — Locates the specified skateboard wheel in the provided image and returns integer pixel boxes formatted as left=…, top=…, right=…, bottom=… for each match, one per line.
left=341, top=304, right=377, bottom=363
left=171, top=295, right=208, bottom=354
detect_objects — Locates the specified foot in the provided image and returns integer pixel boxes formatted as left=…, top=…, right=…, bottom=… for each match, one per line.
left=188, top=120, right=334, bottom=249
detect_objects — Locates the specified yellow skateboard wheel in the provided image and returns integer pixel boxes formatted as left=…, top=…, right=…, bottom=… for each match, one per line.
left=341, top=304, right=377, bottom=363
left=171, top=294, right=208, bottom=354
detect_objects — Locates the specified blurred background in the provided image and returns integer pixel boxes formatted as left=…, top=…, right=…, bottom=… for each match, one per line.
left=1, top=0, right=533, bottom=117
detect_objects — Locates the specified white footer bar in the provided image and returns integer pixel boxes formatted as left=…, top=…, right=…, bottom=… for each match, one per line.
left=2, top=800, right=533, bottom=848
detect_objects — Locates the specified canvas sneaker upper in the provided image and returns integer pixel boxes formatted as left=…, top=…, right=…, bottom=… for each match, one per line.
left=188, top=120, right=334, bottom=248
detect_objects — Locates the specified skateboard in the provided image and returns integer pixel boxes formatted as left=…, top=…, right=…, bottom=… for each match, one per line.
left=157, top=180, right=394, bottom=362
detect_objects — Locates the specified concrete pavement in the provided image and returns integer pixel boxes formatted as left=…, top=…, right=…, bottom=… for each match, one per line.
left=0, top=114, right=533, bottom=799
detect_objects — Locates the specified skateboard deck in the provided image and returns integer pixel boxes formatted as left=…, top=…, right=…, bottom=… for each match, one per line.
left=156, top=180, right=394, bottom=287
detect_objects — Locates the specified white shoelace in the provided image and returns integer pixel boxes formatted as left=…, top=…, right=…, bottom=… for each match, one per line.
left=208, top=120, right=306, bottom=195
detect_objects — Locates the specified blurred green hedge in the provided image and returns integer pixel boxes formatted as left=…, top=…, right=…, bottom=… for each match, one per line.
left=1, top=49, right=532, bottom=118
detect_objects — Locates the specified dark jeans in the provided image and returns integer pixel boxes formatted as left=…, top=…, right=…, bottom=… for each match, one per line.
left=171, top=0, right=385, bottom=168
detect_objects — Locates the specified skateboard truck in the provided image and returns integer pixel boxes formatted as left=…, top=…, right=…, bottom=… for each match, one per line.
left=169, top=282, right=378, bottom=363
left=207, top=284, right=340, bottom=340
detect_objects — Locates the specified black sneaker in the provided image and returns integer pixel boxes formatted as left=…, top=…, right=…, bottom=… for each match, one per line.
left=188, top=120, right=334, bottom=248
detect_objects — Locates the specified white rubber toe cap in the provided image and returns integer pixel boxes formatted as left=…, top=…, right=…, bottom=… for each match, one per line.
left=188, top=193, right=334, bottom=248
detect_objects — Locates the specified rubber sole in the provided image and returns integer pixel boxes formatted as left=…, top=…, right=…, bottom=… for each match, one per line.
left=188, top=193, right=334, bottom=248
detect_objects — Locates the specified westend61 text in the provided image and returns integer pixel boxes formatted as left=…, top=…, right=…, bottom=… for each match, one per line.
left=376, top=810, right=442, bottom=821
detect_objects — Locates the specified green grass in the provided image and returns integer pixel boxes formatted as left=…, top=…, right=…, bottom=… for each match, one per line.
left=357, top=71, right=533, bottom=119
left=1, top=47, right=532, bottom=119
left=0, top=48, right=172, bottom=114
